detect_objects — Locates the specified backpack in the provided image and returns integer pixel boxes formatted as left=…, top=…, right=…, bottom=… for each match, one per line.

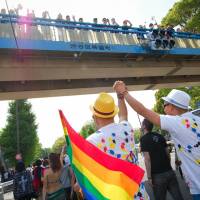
left=33, top=166, right=44, bottom=192
left=13, top=170, right=33, bottom=199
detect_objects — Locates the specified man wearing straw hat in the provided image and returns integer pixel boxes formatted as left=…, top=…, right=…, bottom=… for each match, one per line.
left=113, top=81, right=200, bottom=200
left=87, top=92, right=149, bottom=199
left=87, top=92, right=137, bottom=163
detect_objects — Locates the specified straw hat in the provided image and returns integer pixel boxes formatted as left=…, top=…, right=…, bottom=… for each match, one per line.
left=90, top=93, right=119, bottom=118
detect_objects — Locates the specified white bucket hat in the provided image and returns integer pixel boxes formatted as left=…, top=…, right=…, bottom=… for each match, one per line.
left=162, top=89, right=191, bottom=110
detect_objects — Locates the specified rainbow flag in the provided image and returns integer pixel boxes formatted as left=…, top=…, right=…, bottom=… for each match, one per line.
left=59, top=110, right=144, bottom=200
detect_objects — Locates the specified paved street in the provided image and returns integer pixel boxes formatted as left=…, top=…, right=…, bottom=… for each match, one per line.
left=138, top=151, right=192, bottom=200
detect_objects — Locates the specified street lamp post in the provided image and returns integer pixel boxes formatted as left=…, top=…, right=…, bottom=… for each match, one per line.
left=16, top=100, right=20, bottom=153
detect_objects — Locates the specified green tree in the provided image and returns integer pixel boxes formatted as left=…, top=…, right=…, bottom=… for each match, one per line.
left=161, top=0, right=200, bottom=32
left=0, top=100, right=39, bottom=166
left=33, top=143, right=43, bottom=160
left=52, top=136, right=66, bottom=153
left=133, top=129, right=141, bottom=144
left=80, top=120, right=96, bottom=139
left=40, top=147, right=52, bottom=158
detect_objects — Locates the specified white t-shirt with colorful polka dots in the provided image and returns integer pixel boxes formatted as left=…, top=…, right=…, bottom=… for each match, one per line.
left=87, top=121, right=138, bottom=163
left=87, top=121, right=149, bottom=199
left=160, top=113, right=200, bottom=194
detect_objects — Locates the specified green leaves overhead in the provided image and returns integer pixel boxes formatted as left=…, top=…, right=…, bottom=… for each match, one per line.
left=162, top=0, right=200, bottom=32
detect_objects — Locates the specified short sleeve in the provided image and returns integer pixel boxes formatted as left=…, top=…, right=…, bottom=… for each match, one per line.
left=160, top=115, right=179, bottom=135
left=140, top=137, right=150, bottom=152
left=119, top=120, right=134, bottom=133
left=160, top=135, right=167, bottom=148
left=86, top=134, right=97, bottom=146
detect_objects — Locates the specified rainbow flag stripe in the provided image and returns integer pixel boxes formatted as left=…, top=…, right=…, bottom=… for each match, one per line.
left=59, top=110, right=144, bottom=200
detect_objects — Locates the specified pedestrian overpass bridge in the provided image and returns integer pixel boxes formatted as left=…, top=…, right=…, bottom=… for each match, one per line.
left=0, top=14, right=200, bottom=100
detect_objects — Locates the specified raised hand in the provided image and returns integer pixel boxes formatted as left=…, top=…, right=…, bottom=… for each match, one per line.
left=113, top=81, right=127, bottom=95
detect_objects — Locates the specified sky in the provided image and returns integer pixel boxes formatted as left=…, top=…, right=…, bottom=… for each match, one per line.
left=0, top=0, right=178, bottom=147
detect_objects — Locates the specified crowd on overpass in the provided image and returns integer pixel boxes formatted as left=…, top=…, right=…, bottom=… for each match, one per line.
left=0, top=6, right=178, bottom=50
left=0, top=4, right=183, bottom=35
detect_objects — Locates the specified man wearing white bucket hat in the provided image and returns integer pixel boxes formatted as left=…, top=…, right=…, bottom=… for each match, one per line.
left=114, top=81, right=200, bottom=200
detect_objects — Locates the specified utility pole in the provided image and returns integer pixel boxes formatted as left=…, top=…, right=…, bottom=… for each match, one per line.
left=16, top=100, right=20, bottom=153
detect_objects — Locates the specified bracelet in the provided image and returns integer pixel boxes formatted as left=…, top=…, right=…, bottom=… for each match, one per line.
left=148, top=177, right=152, bottom=180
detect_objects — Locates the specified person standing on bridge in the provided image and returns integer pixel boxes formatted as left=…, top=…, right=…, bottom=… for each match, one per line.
left=140, top=119, right=183, bottom=200
left=113, top=81, right=200, bottom=200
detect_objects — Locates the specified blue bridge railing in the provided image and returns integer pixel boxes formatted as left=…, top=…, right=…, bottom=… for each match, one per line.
left=0, top=14, right=200, bottom=56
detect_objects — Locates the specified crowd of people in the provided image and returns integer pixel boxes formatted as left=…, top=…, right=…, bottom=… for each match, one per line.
left=0, top=5, right=133, bottom=28
left=145, top=23, right=176, bottom=49
left=0, top=151, right=78, bottom=200
left=0, top=81, right=200, bottom=200
left=0, top=4, right=200, bottom=200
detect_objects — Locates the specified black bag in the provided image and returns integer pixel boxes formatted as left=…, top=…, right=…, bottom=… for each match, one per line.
left=30, top=190, right=39, bottom=199
left=13, top=170, right=34, bottom=199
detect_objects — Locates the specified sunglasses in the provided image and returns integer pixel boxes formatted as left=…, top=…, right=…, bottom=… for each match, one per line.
left=163, top=102, right=170, bottom=108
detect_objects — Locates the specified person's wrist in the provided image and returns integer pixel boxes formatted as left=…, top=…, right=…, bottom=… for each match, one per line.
left=123, top=90, right=128, bottom=96
left=117, top=93, right=124, bottom=99
left=148, top=177, right=152, bottom=180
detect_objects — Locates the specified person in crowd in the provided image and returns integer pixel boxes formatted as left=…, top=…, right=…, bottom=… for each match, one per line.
left=111, top=18, right=119, bottom=26
left=0, top=8, right=6, bottom=15
left=33, top=159, right=44, bottom=200
left=166, top=24, right=175, bottom=37
left=72, top=15, right=76, bottom=22
left=122, top=19, right=132, bottom=31
left=140, top=119, right=183, bottom=200
left=14, top=4, right=23, bottom=16
left=149, top=23, right=154, bottom=30
left=102, top=17, right=108, bottom=25
left=42, top=158, right=49, bottom=169
left=60, top=146, right=75, bottom=200
left=123, top=19, right=132, bottom=27
left=42, top=153, right=65, bottom=200
left=78, top=18, right=83, bottom=23
left=57, top=13, right=63, bottom=20
left=176, top=28, right=182, bottom=32
left=27, top=9, right=35, bottom=18
left=113, top=81, right=200, bottom=200
left=93, top=18, right=98, bottom=24
left=66, top=15, right=71, bottom=22
left=42, top=158, right=50, bottom=177
left=26, top=165, right=32, bottom=173
left=13, top=161, right=33, bottom=200
left=41, top=11, right=52, bottom=40
left=9, top=9, right=15, bottom=15
left=87, top=92, right=148, bottom=199
left=42, top=11, right=50, bottom=19
left=0, top=166, right=5, bottom=183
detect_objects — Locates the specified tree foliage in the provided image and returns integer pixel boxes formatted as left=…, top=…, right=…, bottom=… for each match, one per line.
left=161, top=0, right=200, bottom=32
left=154, top=87, right=200, bottom=114
left=80, top=120, right=96, bottom=139
left=133, top=129, right=141, bottom=144
left=51, top=136, right=66, bottom=153
left=39, top=147, right=52, bottom=158
left=0, top=100, right=39, bottom=166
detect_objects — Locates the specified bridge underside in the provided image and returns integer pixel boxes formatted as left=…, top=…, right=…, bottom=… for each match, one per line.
left=0, top=49, right=200, bottom=100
